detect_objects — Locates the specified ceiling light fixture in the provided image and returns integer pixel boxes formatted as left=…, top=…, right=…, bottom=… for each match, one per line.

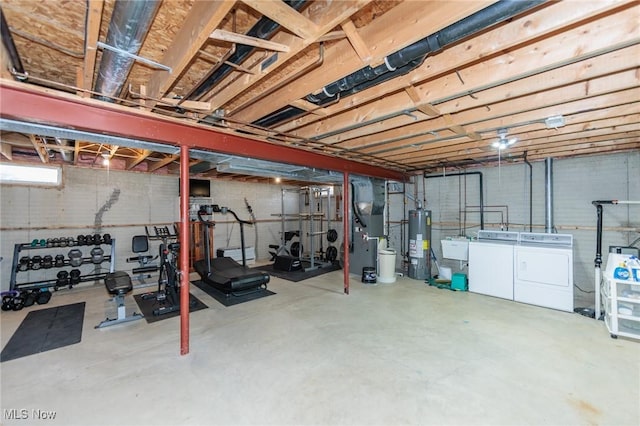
left=101, top=152, right=110, bottom=166
left=491, top=128, right=517, bottom=150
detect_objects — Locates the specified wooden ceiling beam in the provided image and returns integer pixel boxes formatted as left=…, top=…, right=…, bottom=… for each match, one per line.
left=206, top=0, right=373, bottom=114
left=240, top=0, right=320, bottom=40
left=126, top=149, right=152, bottom=170
left=0, top=142, right=12, bottom=160
left=278, top=0, right=635, bottom=135
left=292, top=8, right=640, bottom=142
left=78, top=0, right=103, bottom=97
left=231, top=0, right=493, bottom=123
left=144, top=0, right=237, bottom=108
left=340, top=19, right=372, bottom=64
left=209, top=29, right=290, bottom=53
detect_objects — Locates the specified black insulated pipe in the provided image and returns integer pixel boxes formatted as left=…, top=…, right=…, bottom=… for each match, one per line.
left=424, top=171, right=484, bottom=230
left=256, top=0, right=544, bottom=127
left=523, top=151, right=533, bottom=232
left=0, top=6, right=26, bottom=79
left=593, top=203, right=603, bottom=268
left=188, top=0, right=307, bottom=101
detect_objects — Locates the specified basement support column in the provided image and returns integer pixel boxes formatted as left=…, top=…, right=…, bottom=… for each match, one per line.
left=180, top=145, right=190, bottom=355
left=343, top=172, right=350, bottom=295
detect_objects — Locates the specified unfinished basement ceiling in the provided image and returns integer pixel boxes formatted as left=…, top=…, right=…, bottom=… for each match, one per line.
left=0, top=0, right=638, bottom=182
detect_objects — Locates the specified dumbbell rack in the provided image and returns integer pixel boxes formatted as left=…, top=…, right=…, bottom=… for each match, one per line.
left=9, top=239, right=116, bottom=292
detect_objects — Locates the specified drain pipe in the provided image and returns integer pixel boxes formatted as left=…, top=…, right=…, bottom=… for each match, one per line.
left=424, top=171, right=484, bottom=230
left=544, top=157, right=554, bottom=233
left=523, top=151, right=532, bottom=232
left=0, top=7, right=26, bottom=80
left=93, top=0, right=161, bottom=101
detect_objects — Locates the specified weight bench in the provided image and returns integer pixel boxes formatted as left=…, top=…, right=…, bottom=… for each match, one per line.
left=95, top=271, right=144, bottom=329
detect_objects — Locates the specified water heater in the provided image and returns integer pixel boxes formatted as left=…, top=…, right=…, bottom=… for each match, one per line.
left=408, top=207, right=431, bottom=280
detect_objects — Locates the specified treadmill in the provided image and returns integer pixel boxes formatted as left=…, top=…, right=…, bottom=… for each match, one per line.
left=194, top=205, right=269, bottom=295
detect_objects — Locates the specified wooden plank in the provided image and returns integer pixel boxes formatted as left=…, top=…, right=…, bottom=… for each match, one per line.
left=0, top=142, right=13, bottom=160
left=79, top=0, right=103, bottom=97
left=300, top=16, right=640, bottom=146
left=341, top=19, right=371, bottom=64
left=28, top=134, right=48, bottom=163
left=145, top=0, right=236, bottom=108
left=147, top=154, right=178, bottom=172
left=240, top=0, right=320, bottom=40
left=206, top=0, right=373, bottom=113
left=209, top=29, right=290, bottom=53
left=126, top=149, right=152, bottom=170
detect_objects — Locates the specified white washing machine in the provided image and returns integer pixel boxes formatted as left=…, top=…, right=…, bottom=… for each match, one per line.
left=468, top=230, right=519, bottom=300
left=514, top=232, right=574, bottom=312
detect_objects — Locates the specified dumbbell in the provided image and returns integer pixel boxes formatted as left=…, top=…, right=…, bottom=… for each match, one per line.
left=22, top=289, right=39, bottom=307
left=42, top=255, right=53, bottom=269
left=69, top=269, right=81, bottom=288
left=1, top=291, right=24, bottom=311
left=18, top=256, right=31, bottom=271
left=90, top=247, right=104, bottom=264
left=84, top=235, right=93, bottom=246
left=55, top=270, right=69, bottom=291
left=102, top=233, right=112, bottom=245
left=77, top=235, right=86, bottom=246
left=92, top=234, right=102, bottom=245
left=54, top=254, right=65, bottom=268
left=36, top=290, right=52, bottom=305
left=31, top=255, right=43, bottom=270
left=68, top=249, right=83, bottom=267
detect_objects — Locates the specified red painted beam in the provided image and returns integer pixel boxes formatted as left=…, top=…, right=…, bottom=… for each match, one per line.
left=343, top=172, right=350, bottom=295
left=0, top=82, right=407, bottom=182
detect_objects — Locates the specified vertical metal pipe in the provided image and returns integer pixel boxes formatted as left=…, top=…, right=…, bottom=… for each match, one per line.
left=179, top=145, right=190, bottom=355
left=545, top=157, right=554, bottom=233
left=524, top=152, right=533, bottom=232
left=343, top=173, right=350, bottom=294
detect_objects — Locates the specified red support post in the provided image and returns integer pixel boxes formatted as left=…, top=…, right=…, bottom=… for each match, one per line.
left=343, top=172, right=350, bottom=295
left=179, top=145, right=190, bottom=355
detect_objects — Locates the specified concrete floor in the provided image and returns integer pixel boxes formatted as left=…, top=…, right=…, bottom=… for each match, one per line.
left=1, top=269, right=638, bottom=426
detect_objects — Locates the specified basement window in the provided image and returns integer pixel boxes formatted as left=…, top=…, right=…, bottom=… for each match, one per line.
left=0, top=163, right=61, bottom=186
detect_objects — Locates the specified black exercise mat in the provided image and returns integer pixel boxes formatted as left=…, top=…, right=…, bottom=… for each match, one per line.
left=133, top=292, right=207, bottom=324
left=252, top=262, right=341, bottom=282
left=192, top=280, right=275, bottom=307
left=1, top=302, right=85, bottom=362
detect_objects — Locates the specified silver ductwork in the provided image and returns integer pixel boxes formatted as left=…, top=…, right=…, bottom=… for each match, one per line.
left=545, top=157, right=554, bottom=233
left=93, top=0, right=161, bottom=101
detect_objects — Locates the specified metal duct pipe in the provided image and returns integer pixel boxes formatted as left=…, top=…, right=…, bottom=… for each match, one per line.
left=187, top=0, right=307, bottom=101
left=424, top=171, right=484, bottom=230
left=0, top=6, right=26, bottom=79
left=53, top=137, right=74, bottom=163
left=544, top=157, right=553, bottom=233
left=93, top=0, right=161, bottom=101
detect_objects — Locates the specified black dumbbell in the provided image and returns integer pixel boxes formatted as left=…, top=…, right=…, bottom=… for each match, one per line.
left=36, top=290, right=52, bottom=305
left=42, top=255, right=53, bottom=269
left=55, top=270, right=69, bottom=291
left=77, top=235, right=86, bottom=246
left=18, top=256, right=31, bottom=271
left=54, top=254, right=65, bottom=268
left=84, top=235, right=93, bottom=246
left=102, top=233, right=112, bottom=245
left=23, top=290, right=38, bottom=307
left=30, top=255, right=43, bottom=270
left=92, top=234, right=101, bottom=245
left=69, top=269, right=81, bottom=287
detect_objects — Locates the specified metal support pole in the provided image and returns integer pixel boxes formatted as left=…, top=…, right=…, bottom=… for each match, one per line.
left=179, top=145, right=190, bottom=355
left=343, top=173, right=350, bottom=294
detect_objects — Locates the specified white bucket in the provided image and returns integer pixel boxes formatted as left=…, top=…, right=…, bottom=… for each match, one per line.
left=439, top=266, right=452, bottom=280
left=378, top=248, right=397, bottom=283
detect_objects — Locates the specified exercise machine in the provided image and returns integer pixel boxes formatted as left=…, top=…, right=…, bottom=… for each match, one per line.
left=194, top=204, right=269, bottom=296
left=141, top=225, right=193, bottom=316
left=95, top=271, right=143, bottom=328
left=126, top=234, right=158, bottom=286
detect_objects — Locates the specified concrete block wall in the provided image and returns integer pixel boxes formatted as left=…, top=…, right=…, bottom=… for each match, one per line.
left=388, top=151, right=639, bottom=307
left=0, top=166, right=344, bottom=292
